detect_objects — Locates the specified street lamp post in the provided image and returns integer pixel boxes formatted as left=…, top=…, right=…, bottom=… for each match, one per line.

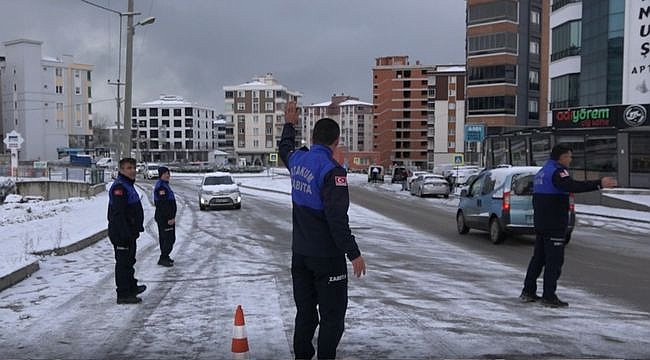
left=82, top=0, right=154, bottom=161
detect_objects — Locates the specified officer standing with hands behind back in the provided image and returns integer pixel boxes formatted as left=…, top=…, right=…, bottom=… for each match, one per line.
left=154, top=166, right=177, bottom=267
left=279, top=101, right=366, bottom=360
left=108, top=157, right=146, bottom=304
left=521, top=143, right=617, bottom=307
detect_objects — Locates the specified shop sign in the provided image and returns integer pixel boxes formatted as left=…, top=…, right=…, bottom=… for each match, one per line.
left=464, top=124, right=486, bottom=142
left=622, top=0, right=650, bottom=103
left=553, top=104, right=649, bottom=129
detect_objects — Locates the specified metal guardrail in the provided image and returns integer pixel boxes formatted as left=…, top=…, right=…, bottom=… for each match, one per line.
left=0, top=166, right=106, bottom=185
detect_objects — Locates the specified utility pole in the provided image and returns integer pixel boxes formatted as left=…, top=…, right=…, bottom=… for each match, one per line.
left=124, top=0, right=135, bottom=159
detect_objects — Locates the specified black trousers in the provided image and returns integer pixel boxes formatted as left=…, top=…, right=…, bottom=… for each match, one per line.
left=157, top=222, right=176, bottom=260
left=523, top=233, right=566, bottom=300
left=292, top=253, right=348, bottom=360
left=113, top=237, right=138, bottom=298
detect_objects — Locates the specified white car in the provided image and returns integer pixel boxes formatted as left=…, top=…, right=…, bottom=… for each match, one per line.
left=409, top=174, right=450, bottom=198
left=143, top=163, right=160, bottom=179
left=95, top=157, right=113, bottom=168
left=406, top=171, right=430, bottom=190
left=199, top=172, right=241, bottom=210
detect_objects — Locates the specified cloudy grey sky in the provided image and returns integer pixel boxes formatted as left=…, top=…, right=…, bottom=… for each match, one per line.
left=0, top=0, right=466, bottom=124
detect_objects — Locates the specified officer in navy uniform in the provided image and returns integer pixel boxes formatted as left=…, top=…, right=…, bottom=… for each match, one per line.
left=279, top=103, right=366, bottom=360
left=521, top=143, right=616, bottom=307
left=153, top=166, right=176, bottom=267
left=108, top=158, right=146, bottom=304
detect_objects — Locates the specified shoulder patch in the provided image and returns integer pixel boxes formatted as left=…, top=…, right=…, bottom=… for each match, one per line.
left=334, top=176, right=348, bottom=187
left=158, top=189, right=166, bottom=196
left=559, top=169, right=570, bottom=178
left=113, top=188, right=124, bottom=196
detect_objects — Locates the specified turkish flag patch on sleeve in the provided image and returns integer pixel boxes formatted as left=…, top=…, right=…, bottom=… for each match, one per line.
left=113, top=188, right=124, bottom=196
left=158, top=189, right=166, bottom=196
left=334, top=176, right=348, bottom=187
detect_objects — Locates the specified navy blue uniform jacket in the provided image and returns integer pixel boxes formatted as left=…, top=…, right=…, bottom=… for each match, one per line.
left=107, top=173, right=144, bottom=246
left=153, top=179, right=177, bottom=224
left=533, top=159, right=600, bottom=237
left=279, top=123, right=361, bottom=261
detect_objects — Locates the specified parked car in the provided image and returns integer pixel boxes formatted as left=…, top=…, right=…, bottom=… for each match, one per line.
left=95, top=157, right=113, bottom=169
left=409, top=174, right=450, bottom=198
left=456, top=166, right=575, bottom=244
left=199, top=172, right=241, bottom=210
left=406, top=171, right=430, bottom=190
left=143, top=163, right=160, bottom=179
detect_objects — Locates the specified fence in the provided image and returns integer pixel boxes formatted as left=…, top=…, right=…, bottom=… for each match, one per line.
left=0, top=166, right=106, bottom=185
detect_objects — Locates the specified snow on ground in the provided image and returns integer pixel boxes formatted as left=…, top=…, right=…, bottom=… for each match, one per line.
left=1, top=171, right=650, bottom=358
left=1, top=169, right=648, bottom=282
left=0, top=184, right=153, bottom=279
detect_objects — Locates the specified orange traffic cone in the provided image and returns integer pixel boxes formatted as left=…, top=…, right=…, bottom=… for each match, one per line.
left=231, top=305, right=250, bottom=359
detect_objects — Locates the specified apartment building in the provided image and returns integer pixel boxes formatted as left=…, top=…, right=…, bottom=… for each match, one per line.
left=465, top=0, right=548, bottom=132
left=0, top=39, right=93, bottom=161
left=373, top=56, right=434, bottom=170
left=131, top=95, right=217, bottom=163
left=429, top=66, right=467, bottom=167
left=223, top=73, right=301, bottom=166
left=302, top=94, right=373, bottom=151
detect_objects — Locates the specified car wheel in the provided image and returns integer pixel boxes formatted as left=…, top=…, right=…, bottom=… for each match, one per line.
left=489, top=217, right=504, bottom=244
left=199, top=204, right=206, bottom=211
left=234, top=203, right=241, bottom=210
left=456, top=211, right=470, bottom=234
left=444, top=194, right=449, bottom=198
left=564, top=232, right=572, bottom=244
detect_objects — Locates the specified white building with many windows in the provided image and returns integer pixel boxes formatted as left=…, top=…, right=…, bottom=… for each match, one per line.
left=0, top=39, right=93, bottom=161
left=301, top=94, right=373, bottom=152
left=131, top=95, right=217, bottom=163
left=223, top=73, right=301, bottom=166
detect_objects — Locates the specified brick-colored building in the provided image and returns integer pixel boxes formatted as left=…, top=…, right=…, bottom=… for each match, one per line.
left=372, top=56, right=434, bottom=170
left=465, top=0, right=549, bottom=134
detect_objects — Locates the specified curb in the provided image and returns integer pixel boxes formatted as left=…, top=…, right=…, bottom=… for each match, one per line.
left=31, top=229, right=109, bottom=256
left=576, top=212, right=650, bottom=224
left=0, top=260, right=40, bottom=293
left=0, top=228, right=108, bottom=293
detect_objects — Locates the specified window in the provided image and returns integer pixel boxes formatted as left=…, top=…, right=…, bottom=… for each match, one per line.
left=449, top=76, right=456, bottom=84
left=237, top=90, right=245, bottom=98
left=529, top=38, right=540, bottom=55
left=150, top=108, right=158, bottom=116
left=529, top=70, right=539, bottom=90
left=56, top=103, right=63, bottom=112
left=551, top=20, right=581, bottom=61
left=551, top=73, right=580, bottom=109
left=55, top=67, right=62, bottom=76
left=162, top=108, right=170, bottom=116
left=56, top=85, right=63, bottom=94
left=448, top=103, right=456, bottom=110
left=630, top=134, right=650, bottom=174
left=174, top=120, right=182, bottom=127
left=448, top=89, right=456, bottom=97
left=185, top=129, right=193, bottom=138
left=468, top=96, right=516, bottom=115
left=75, top=104, right=82, bottom=127
left=468, top=64, right=517, bottom=85
left=266, top=140, right=274, bottom=148
left=185, top=107, right=193, bottom=116
left=265, top=102, right=274, bottom=111
left=528, top=98, right=539, bottom=120
left=252, top=90, right=259, bottom=99
left=88, top=103, right=92, bottom=114
left=253, top=103, right=259, bottom=112
left=468, top=32, right=518, bottom=55
left=150, top=119, right=158, bottom=127
left=174, top=131, right=182, bottom=138
left=138, top=109, right=147, bottom=117
left=265, top=115, right=273, bottom=124
left=531, top=9, right=540, bottom=25
left=253, top=140, right=259, bottom=148
left=468, top=1, right=518, bottom=25
left=185, top=119, right=193, bottom=127
left=225, top=91, right=234, bottom=98
left=87, top=71, right=91, bottom=81
left=174, top=108, right=181, bottom=116
left=253, top=128, right=259, bottom=136
left=449, top=115, right=456, bottom=123
left=74, top=70, right=80, bottom=78
left=448, top=141, right=456, bottom=149
left=448, top=128, right=455, bottom=135
left=237, top=103, right=245, bottom=111
left=265, top=90, right=273, bottom=98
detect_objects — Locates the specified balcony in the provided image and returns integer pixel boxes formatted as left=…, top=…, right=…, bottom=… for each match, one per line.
left=552, top=0, right=581, bottom=12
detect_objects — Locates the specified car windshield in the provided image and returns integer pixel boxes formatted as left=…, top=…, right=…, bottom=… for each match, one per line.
left=204, top=176, right=233, bottom=185
left=512, top=173, right=535, bottom=195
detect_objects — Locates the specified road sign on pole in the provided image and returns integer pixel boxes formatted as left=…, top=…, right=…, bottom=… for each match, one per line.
left=453, top=153, right=464, bottom=166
